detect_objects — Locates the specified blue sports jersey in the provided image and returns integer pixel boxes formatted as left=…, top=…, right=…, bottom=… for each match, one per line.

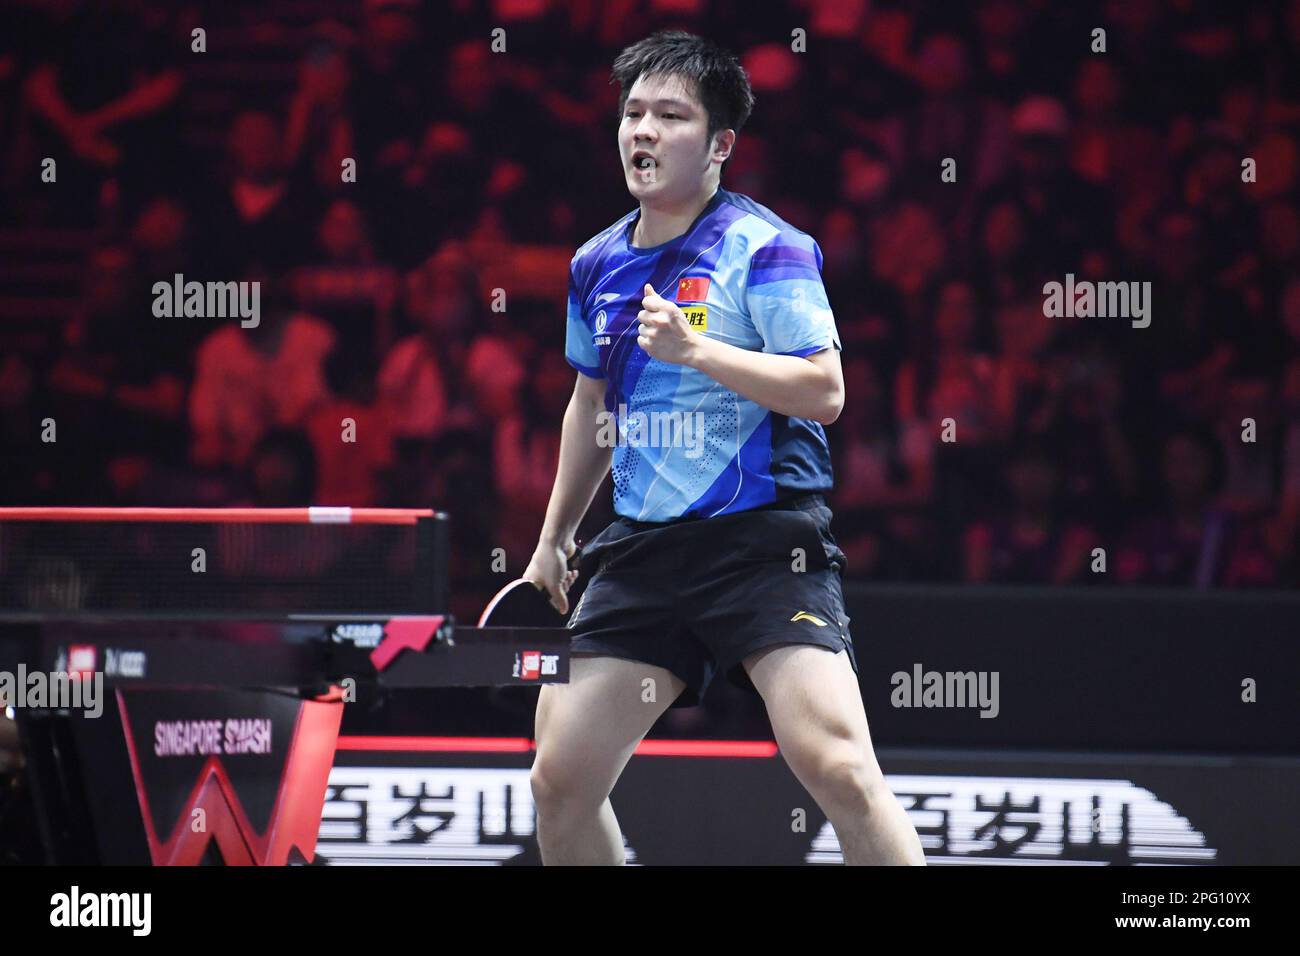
left=565, top=187, right=842, bottom=522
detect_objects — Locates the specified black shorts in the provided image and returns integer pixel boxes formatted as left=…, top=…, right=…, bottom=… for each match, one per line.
left=567, top=494, right=858, bottom=708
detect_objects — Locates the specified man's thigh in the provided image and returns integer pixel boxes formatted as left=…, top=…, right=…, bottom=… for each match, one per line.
left=741, top=644, right=883, bottom=777
left=533, top=653, right=687, bottom=796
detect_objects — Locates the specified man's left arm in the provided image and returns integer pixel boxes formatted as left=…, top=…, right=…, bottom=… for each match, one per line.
left=636, top=282, right=844, bottom=425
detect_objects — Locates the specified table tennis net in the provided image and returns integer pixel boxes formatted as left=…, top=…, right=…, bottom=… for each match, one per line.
left=0, top=509, right=446, bottom=615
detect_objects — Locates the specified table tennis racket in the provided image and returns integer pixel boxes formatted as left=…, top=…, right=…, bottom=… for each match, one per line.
left=477, top=547, right=582, bottom=627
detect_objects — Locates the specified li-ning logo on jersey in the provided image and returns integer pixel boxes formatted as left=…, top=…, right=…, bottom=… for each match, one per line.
left=790, top=611, right=829, bottom=627
left=593, top=309, right=611, bottom=346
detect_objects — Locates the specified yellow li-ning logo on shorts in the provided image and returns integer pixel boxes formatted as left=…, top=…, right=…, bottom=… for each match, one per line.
left=682, top=305, right=708, bottom=331
left=790, top=611, right=828, bottom=627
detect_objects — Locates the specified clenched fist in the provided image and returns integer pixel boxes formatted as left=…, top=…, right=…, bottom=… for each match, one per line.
left=637, top=283, right=700, bottom=366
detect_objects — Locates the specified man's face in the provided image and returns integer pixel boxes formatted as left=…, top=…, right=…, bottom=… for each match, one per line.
left=620, top=73, right=722, bottom=204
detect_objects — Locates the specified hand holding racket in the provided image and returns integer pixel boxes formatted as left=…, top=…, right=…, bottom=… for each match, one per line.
left=478, top=539, right=582, bottom=627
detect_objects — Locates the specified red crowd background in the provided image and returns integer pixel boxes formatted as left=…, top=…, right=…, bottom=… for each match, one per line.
left=1, top=0, right=1297, bottom=613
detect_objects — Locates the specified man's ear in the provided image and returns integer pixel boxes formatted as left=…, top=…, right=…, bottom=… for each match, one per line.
left=713, top=128, right=736, bottom=163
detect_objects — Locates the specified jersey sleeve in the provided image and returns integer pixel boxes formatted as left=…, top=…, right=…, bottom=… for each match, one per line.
left=744, top=231, right=842, bottom=357
left=564, top=257, right=604, bottom=378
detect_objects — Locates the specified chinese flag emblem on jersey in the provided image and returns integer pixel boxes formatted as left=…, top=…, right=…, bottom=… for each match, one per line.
left=677, top=277, right=711, bottom=302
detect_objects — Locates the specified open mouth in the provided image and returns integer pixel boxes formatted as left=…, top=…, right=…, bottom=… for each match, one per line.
left=632, top=153, right=658, bottom=172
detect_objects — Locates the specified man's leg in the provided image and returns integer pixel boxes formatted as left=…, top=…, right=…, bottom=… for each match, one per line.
left=743, top=643, right=925, bottom=865
left=531, top=653, right=686, bottom=864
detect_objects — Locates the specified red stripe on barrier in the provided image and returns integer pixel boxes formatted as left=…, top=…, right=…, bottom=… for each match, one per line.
left=0, top=507, right=436, bottom=525
left=337, top=736, right=535, bottom=753
left=632, top=739, right=779, bottom=758
left=336, top=736, right=780, bottom=758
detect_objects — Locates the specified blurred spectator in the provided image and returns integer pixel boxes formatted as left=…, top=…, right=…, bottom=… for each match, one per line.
left=20, top=0, right=184, bottom=218
left=1031, top=336, right=1139, bottom=525
left=290, top=198, right=398, bottom=369
left=1142, top=209, right=1238, bottom=424
left=991, top=297, right=1058, bottom=439
left=869, top=201, right=947, bottom=299
left=130, top=196, right=194, bottom=281
left=245, top=427, right=318, bottom=507
left=838, top=356, right=934, bottom=511
left=494, top=349, right=569, bottom=562
left=903, top=32, right=1008, bottom=226
left=964, top=441, right=1098, bottom=585
left=974, top=199, right=1038, bottom=306
left=971, top=0, right=1037, bottom=100
left=201, top=111, right=314, bottom=275
left=47, top=244, right=189, bottom=496
left=390, top=426, right=499, bottom=614
left=1214, top=377, right=1278, bottom=514
left=376, top=243, right=475, bottom=441
left=897, top=280, right=997, bottom=442
left=1069, top=58, right=1165, bottom=199
left=1181, top=128, right=1257, bottom=286
left=347, top=1, right=427, bottom=171
left=831, top=355, right=938, bottom=580
left=0, top=352, right=44, bottom=502
left=284, top=22, right=357, bottom=193
left=979, top=96, right=1113, bottom=271
left=1116, top=428, right=1274, bottom=587
left=305, top=342, right=395, bottom=506
left=1258, top=201, right=1299, bottom=300
left=372, top=117, right=488, bottom=266
left=465, top=334, right=528, bottom=425
left=189, top=275, right=335, bottom=470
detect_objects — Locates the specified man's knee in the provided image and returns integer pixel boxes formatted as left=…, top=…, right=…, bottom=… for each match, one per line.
left=800, top=746, right=889, bottom=814
left=530, top=754, right=607, bottom=815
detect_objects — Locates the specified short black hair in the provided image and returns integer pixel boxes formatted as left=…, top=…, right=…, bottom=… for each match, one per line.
left=611, top=30, right=754, bottom=171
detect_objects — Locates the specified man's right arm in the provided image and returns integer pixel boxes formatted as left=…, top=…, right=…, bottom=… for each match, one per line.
left=524, top=371, right=611, bottom=613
